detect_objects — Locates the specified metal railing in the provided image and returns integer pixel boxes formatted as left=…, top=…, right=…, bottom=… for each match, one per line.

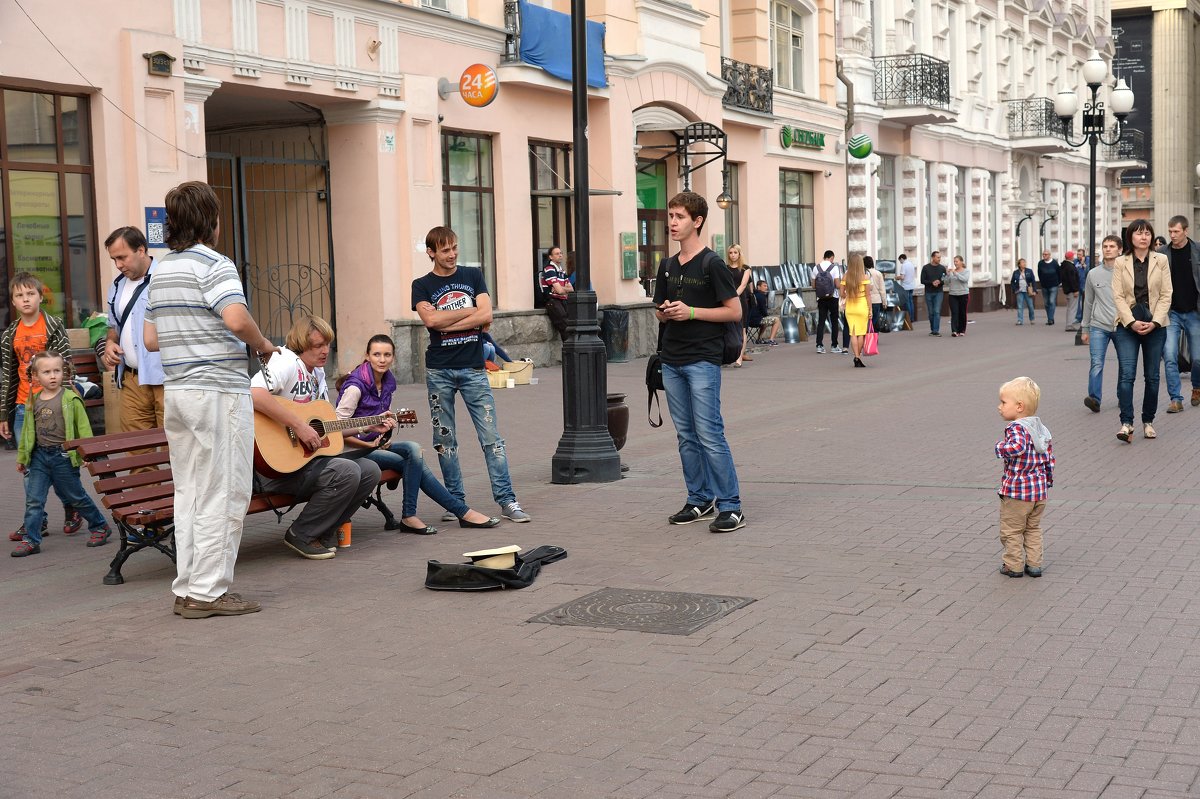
left=872, top=53, right=950, bottom=108
left=502, top=0, right=520, bottom=63
left=721, top=57, right=773, bottom=115
left=1006, top=97, right=1065, bottom=140
left=1105, top=128, right=1145, bottom=162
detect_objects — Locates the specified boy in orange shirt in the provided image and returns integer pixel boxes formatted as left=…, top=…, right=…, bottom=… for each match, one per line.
left=0, top=273, right=78, bottom=539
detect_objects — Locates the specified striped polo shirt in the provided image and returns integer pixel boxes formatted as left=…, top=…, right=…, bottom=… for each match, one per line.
left=144, top=244, right=251, bottom=394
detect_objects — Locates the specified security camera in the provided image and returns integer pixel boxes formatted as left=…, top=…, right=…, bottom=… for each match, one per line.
left=824, top=170, right=833, bottom=178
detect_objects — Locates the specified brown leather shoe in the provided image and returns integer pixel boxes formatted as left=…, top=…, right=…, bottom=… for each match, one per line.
left=1192, top=388, right=1200, bottom=407
left=180, top=593, right=262, bottom=619
left=1167, top=401, right=1184, bottom=413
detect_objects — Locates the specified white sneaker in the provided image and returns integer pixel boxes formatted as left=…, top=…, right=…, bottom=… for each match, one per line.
left=441, top=511, right=457, bottom=522
left=815, top=345, right=825, bottom=353
left=831, top=346, right=844, bottom=354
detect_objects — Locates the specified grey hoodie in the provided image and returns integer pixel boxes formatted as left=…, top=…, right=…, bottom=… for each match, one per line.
left=1015, top=416, right=1052, bottom=453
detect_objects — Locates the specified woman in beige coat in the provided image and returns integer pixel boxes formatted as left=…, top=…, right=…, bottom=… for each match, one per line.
left=1112, top=219, right=1172, bottom=442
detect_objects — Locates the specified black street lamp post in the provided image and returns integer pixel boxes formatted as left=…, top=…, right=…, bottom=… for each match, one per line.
left=551, top=0, right=622, bottom=484
left=1039, top=206, right=1059, bottom=242
left=1054, top=50, right=1135, bottom=280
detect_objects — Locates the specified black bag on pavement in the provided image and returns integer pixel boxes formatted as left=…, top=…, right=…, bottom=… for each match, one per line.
left=425, top=545, right=567, bottom=591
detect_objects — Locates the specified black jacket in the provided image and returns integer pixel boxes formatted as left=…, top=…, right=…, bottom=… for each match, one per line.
left=1059, top=260, right=1081, bottom=293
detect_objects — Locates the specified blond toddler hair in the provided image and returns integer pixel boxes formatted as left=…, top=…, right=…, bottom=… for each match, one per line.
left=1000, top=376, right=1040, bottom=415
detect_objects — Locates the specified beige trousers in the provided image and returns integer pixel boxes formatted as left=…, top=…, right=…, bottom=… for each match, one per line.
left=998, top=496, right=1045, bottom=571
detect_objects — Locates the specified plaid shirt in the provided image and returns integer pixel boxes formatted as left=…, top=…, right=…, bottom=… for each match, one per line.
left=995, top=421, right=1054, bottom=501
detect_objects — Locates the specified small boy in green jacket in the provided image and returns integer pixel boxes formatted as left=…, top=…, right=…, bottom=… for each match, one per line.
left=11, top=351, right=111, bottom=556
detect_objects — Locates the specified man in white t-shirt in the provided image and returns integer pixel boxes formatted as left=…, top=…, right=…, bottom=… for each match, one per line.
left=895, top=253, right=918, bottom=328
left=250, top=316, right=380, bottom=559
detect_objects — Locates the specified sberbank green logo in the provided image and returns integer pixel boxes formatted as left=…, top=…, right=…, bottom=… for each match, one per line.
left=780, top=126, right=825, bottom=150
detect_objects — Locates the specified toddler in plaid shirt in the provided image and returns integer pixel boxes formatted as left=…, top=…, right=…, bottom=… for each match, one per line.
left=995, top=376, right=1054, bottom=578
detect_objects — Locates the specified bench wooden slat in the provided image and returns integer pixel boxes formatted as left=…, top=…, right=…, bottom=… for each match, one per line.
left=67, top=428, right=168, bottom=458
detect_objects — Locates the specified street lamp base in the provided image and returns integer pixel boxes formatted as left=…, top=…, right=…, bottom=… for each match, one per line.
left=552, top=431, right=623, bottom=483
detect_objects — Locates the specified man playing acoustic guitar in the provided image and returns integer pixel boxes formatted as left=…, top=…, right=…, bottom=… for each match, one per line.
left=251, top=316, right=381, bottom=560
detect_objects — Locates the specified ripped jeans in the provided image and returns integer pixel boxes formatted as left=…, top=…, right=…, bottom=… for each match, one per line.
left=425, top=367, right=516, bottom=508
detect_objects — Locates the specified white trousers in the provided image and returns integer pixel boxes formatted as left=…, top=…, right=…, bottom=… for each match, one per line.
left=165, top=389, right=254, bottom=602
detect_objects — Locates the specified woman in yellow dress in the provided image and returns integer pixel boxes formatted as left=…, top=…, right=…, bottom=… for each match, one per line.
left=840, top=254, right=872, bottom=367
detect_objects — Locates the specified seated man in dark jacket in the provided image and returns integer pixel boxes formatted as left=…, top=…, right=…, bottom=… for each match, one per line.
left=748, top=280, right=781, bottom=345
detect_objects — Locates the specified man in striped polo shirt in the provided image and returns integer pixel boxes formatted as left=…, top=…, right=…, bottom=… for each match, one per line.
left=144, top=181, right=277, bottom=620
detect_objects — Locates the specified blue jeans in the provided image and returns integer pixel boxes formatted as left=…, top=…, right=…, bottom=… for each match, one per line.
left=1114, top=324, right=1166, bottom=425
left=1087, top=327, right=1116, bottom=403
left=895, top=285, right=914, bottom=323
left=426, top=368, right=515, bottom=507
left=363, top=440, right=469, bottom=519
left=661, top=360, right=741, bottom=512
left=1162, top=309, right=1200, bottom=402
left=925, top=291, right=943, bottom=333
left=1041, top=286, right=1059, bottom=323
left=22, top=446, right=107, bottom=546
left=1016, top=292, right=1035, bottom=323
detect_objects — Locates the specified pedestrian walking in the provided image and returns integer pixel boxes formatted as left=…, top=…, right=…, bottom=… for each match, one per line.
left=727, top=244, right=753, bottom=367
left=895, top=253, right=917, bottom=328
left=840, top=254, right=871, bottom=367
left=920, top=251, right=946, bottom=336
left=1112, top=219, right=1172, bottom=442
left=865, top=255, right=886, bottom=332
left=1156, top=215, right=1200, bottom=413
left=1060, top=249, right=1082, bottom=332
left=947, top=255, right=970, bottom=336
left=1011, top=259, right=1037, bottom=325
left=1080, top=235, right=1122, bottom=413
left=812, top=250, right=842, bottom=354
left=1036, top=250, right=1061, bottom=325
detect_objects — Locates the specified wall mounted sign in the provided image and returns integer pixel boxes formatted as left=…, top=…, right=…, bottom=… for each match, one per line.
left=459, top=64, right=499, bottom=108
left=620, top=232, right=637, bottom=279
left=780, top=125, right=825, bottom=150
left=143, top=51, right=176, bottom=78
left=145, top=207, right=168, bottom=249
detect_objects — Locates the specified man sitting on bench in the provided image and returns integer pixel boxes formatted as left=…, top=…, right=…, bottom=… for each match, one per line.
left=748, top=280, right=782, bottom=345
left=251, top=316, right=380, bottom=560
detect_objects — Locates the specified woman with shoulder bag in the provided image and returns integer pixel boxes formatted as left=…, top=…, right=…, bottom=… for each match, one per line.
left=1112, top=219, right=1173, bottom=442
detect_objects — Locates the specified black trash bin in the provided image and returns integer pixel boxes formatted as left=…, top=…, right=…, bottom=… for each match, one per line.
left=599, top=307, right=630, bottom=363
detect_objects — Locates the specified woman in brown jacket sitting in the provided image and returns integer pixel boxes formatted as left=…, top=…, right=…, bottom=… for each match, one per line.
left=1112, top=219, right=1172, bottom=442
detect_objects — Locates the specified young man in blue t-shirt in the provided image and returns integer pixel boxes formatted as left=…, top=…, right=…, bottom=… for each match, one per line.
left=411, top=226, right=530, bottom=524
left=652, top=192, right=745, bottom=533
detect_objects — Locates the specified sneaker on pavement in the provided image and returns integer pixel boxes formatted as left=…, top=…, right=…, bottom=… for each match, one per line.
left=10, top=517, right=50, bottom=542
left=815, top=345, right=825, bottom=354
left=11, top=540, right=39, bottom=557
left=1084, top=396, right=1101, bottom=413
left=1167, top=400, right=1184, bottom=413
left=709, top=510, right=747, bottom=533
left=441, top=510, right=458, bottom=522
left=501, top=501, right=531, bottom=522
left=831, top=346, right=844, bottom=354
left=1117, top=423, right=1134, bottom=443
left=669, top=500, right=716, bottom=525
left=284, top=529, right=335, bottom=559
left=765, top=339, right=779, bottom=346
left=1144, top=422, right=1157, bottom=439
left=63, top=508, right=83, bottom=535
left=86, top=526, right=112, bottom=547
left=179, top=592, right=262, bottom=619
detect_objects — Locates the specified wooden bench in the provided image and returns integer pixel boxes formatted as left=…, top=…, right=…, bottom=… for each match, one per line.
left=66, top=427, right=405, bottom=585
left=69, top=348, right=106, bottom=434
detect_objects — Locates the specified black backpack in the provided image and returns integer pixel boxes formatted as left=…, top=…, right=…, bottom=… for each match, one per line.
left=813, top=264, right=836, bottom=298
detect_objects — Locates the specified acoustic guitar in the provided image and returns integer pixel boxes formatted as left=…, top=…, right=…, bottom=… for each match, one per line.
left=253, top=397, right=418, bottom=478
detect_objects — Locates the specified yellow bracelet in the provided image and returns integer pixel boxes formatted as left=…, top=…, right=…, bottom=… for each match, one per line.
left=689, top=306, right=695, bottom=320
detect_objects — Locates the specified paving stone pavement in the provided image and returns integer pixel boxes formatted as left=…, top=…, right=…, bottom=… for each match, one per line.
left=3, top=310, right=1200, bottom=799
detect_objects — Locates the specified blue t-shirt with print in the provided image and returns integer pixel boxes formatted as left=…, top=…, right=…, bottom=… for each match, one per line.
left=412, top=266, right=488, bottom=370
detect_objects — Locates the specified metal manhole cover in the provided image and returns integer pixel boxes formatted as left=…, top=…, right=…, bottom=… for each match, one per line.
left=529, top=588, right=755, bottom=635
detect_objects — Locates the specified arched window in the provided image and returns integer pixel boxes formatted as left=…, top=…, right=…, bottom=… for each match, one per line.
left=771, top=0, right=814, bottom=93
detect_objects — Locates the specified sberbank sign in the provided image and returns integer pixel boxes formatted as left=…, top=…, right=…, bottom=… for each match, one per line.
left=780, top=126, right=825, bottom=150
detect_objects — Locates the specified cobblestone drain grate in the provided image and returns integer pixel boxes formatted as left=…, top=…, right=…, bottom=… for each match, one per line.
left=529, top=588, right=755, bottom=635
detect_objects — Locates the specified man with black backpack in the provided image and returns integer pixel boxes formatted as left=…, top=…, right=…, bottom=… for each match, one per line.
left=813, top=250, right=842, bottom=354
left=652, top=191, right=745, bottom=534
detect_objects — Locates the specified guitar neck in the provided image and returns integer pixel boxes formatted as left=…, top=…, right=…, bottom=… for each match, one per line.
left=322, top=413, right=391, bottom=433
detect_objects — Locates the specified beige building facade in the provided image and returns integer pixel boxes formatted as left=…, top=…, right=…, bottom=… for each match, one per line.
left=0, top=0, right=847, bottom=379
left=838, top=0, right=1138, bottom=294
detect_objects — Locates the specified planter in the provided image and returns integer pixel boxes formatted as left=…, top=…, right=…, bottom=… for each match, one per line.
left=606, top=392, right=629, bottom=451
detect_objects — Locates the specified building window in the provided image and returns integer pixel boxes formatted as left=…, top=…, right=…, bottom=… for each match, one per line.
left=442, top=130, right=497, bottom=302
left=529, top=140, right=572, bottom=304
left=772, top=1, right=809, bottom=93
left=779, top=169, right=814, bottom=263
left=724, top=163, right=741, bottom=253
left=0, top=88, right=97, bottom=328
left=877, top=156, right=897, bottom=259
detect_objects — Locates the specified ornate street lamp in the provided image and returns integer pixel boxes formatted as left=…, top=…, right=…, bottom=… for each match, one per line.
left=1039, top=206, right=1059, bottom=241
left=1054, top=50, right=1135, bottom=287
left=715, top=169, right=733, bottom=210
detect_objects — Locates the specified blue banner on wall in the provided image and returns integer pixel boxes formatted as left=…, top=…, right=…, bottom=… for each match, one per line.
left=518, top=0, right=607, bottom=88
